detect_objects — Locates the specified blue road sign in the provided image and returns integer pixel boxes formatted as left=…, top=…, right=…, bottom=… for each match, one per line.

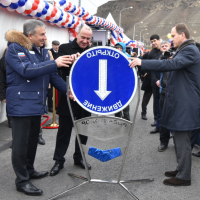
left=69, top=47, right=137, bottom=115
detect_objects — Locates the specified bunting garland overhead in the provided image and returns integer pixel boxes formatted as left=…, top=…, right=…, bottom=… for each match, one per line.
left=0, top=0, right=141, bottom=47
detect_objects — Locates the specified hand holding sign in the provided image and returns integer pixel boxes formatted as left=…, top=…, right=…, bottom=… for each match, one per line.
left=128, top=57, right=142, bottom=68
left=71, top=53, right=81, bottom=63
left=56, top=55, right=72, bottom=68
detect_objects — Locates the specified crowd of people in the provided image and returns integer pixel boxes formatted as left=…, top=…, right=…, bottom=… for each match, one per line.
left=0, top=19, right=200, bottom=196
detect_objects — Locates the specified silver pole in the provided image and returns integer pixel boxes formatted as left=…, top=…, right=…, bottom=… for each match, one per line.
left=133, top=22, right=141, bottom=40
left=119, top=11, right=122, bottom=27
left=117, top=78, right=141, bottom=182
left=140, top=29, right=147, bottom=42
left=66, top=77, right=91, bottom=181
left=133, top=25, right=135, bottom=40
left=78, top=0, right=81, bottom=7
left=119, top=7, right=132, bottom=27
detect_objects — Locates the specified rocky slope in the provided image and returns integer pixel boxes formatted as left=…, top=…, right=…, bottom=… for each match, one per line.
left=96, top=0, right=200, bottom=44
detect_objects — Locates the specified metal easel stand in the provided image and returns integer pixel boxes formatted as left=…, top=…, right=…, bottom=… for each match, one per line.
left=47, top=77, right=153, bottom=200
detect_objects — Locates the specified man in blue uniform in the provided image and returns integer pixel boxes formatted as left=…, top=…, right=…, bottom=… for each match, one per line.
left=5, top=19, right=72, bottom=196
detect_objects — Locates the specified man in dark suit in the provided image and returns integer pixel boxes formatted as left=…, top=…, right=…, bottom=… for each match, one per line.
left=50, top=24, right=92, bottom=176
left=130, top=23, right=200, bottom=186
left=140, top=52, right=152, bottom=120
left=49, top=40, right=60, bottom=59
left=148, top=35, right=162, bottom=132
left=48, top=40, right=60, bottom=112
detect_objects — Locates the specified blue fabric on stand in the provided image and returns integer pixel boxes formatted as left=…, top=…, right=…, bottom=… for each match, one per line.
left=88, top=147, right=122, bottom=162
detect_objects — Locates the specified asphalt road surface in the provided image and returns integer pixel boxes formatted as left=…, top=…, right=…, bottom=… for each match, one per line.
left=0, top=90, right=199, bottom=200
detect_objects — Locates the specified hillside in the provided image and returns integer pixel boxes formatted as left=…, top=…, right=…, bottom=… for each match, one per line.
left=96, top=0, right=200, bottom=44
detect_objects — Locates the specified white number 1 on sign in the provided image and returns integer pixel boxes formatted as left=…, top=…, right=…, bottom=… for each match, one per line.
left=94, top=59, right=112, bottom=101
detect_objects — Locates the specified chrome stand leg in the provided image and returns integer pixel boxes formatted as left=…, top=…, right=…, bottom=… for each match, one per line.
left=120, top=178, right=154, bottom=183
left=119, top=183, right=140, bottom=200
left=68, top=173, right=88, bottom=181
left=47, top=181, right=88, bottom=200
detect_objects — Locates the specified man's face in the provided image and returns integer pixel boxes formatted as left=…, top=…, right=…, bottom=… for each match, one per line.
left=77, top=28, right=92, bottom=49
left=28, top=26, right=47, bottom=47
left=52, top=44, right=59, bottom=51
left=160, top=43, right=170, bottom=53
left=171, top=27, right=186, bottom=48
left=151, top=38, right=160, bottom=49
left=116, top=47, right=123, bottom=52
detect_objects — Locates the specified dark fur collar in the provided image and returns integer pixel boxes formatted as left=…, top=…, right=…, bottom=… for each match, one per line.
left=5, top=30, right=32, bottom=50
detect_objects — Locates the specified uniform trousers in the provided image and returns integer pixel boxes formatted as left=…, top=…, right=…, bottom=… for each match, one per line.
left=141, top=90, right=152, bottom=116
left=159, top=95, right=170, bottom=145
left=155, top=97, right=160, bottom=129
left=173, top=130, right=191, bottom=180
left=190, top=128, right=200, bottom=149
left=115, top=105, right=130, bottom=121
left=141, top=90, right=157, bottom=120
left=152, top=88, right=158, bottom=121
left=53, top=115, right=87, bottom=164
left=11, top=116, right=41, bottom=186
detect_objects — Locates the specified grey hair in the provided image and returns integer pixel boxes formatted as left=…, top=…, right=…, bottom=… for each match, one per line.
left=23, top=19, right=45, bottom=37
left=77, top=24, right=92, bottom=35
left=160, top=40, right=170, bottom=46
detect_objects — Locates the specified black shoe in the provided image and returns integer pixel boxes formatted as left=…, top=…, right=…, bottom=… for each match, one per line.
left=141, top=114, right=147, bottom=120
left=151, top=120, right=157, bottom=127
left=165, top=170, right=179, bottom=178
left=29, top=171, right=49, bottom=179
left=192, top=151, right=200, bottom=157
left=50, top=163, right=64, bottom=176
left=38, top=135, right=45, bottom=145
left=150, top=128, right=160, bottom=134
left=48, top=107, right=53, bottom=112
left=8, top=119, right=12, bottom=128
left=163, top=177, right=191, bottom=186
left=16, top=182, right=43, bottom=196
left=158, top=143, right=168, bottom=152
left=74, top=160, right=91, bottom=170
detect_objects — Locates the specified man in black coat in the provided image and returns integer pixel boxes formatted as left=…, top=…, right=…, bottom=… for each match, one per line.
left=148, top=35, right=162, bottom=133
left=49, top=40, right=60, bottom=60
left=48, top=40, right=60, bottom=112
left=50, top=24, right=92, bottom=176
left=157, top=41, right=172, bottom=152
left=129, top=23, right=200, bottom=186
left=140, top=52, right=153, bottom=120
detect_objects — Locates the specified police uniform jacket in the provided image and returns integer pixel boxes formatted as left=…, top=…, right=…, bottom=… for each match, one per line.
left=0, top=56, right=6, bottom=101
left=5, top=30, right=66, bottom=117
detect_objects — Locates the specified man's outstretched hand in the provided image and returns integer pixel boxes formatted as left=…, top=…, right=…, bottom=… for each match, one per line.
left=129, top=57, right=142, bottom=68
left=71, top=53, right=81, bottom=62
left=56, top=55, right=73, bottom=68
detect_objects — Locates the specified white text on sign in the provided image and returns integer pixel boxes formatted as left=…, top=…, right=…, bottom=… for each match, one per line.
left=83, top=100, right=123, bottom=112
left=87, top=50, right=120, bottom=59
